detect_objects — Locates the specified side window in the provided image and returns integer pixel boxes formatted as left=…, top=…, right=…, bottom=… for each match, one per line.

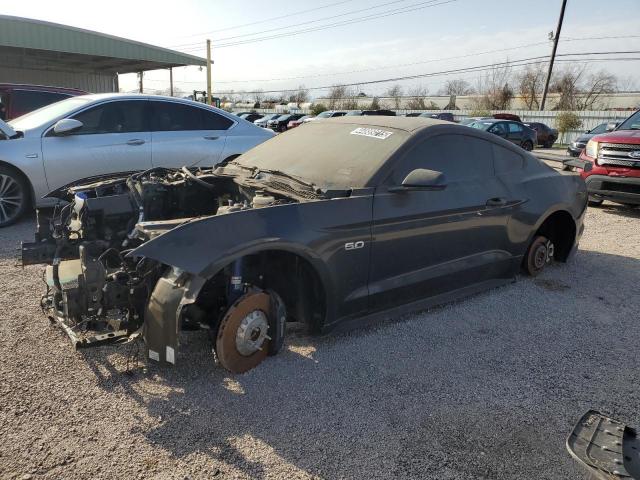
left=11, top=90, right=70, bottom=114
left=493, top=144, right=524, bottom=174
left=151, top=102, right=203, bottom=131
left=508, top=122, right=523, bottom=133
left=391, top=134, right=494, bottom=184
left=489, top=123, right=507, bottom=135
left=71, top=101, right=147, bottom=135
left=201, top=109, right=234, bottom=130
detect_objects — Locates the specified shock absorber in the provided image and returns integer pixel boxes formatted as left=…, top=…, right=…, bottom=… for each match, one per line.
left=228, top=258, right=244, bottom=303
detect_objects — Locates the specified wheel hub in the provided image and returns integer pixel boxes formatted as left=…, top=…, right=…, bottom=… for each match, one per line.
left=0, top=174, right=22, bottom=224
left=235, top=310, right=269, bottom=356
left=215, top=291, right=273, bottom=373
left=533, top=240, right=554, bottom=269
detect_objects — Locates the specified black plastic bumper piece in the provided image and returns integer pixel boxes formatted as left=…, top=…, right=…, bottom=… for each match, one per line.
left=585, top=175, right=640, bottom=205
left=567, top=410, right=639, bottom=479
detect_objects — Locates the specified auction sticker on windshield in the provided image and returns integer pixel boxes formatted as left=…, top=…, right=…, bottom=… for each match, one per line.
left=350, top=127, right=393, bottom=140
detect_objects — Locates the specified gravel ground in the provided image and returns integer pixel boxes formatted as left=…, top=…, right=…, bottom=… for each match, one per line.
left=1, top=201, right=640, bottom=480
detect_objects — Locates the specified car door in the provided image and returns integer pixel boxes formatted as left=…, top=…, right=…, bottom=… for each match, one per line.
left=41, top=99, right=152, bottom=192
left=150, top=100, right=233, bottom=168
left=506, top=122, right=524, bottom=145
left=488, top=121, right=508, bottom=141
left=368, top=132, right=516, bottom=312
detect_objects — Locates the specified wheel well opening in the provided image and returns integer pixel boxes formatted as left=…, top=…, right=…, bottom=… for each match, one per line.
left=193, top=250, right=327, bottom=333
left=535, top=210, right=576, bottom=262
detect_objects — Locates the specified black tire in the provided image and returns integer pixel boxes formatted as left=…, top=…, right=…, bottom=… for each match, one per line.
left=522, top=140, right=534, bottom=152
left=544, top=138, right=555, bottom=148
left=0, top=165, right=29, bottom=227
left=561, top=164, right=574, bottom=172
left=588, top=196, right=604, bottom=207
left=523, top=235, right=554, bottom=277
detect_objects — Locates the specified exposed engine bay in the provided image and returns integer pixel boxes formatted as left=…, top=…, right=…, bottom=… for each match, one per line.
left=21, top=165, right=321, bottom=372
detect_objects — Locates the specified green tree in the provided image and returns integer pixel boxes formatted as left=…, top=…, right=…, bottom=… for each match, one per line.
left=556, top=112, right=582, bottom=143
left=311, top=103, right=328, bottom=116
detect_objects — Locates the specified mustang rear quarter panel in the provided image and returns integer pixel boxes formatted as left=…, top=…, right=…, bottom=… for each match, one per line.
left=130, top=195, right=374, bottom=325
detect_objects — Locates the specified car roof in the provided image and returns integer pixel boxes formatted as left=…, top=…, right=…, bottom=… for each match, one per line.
left=326, top=115, right=448, bottom=132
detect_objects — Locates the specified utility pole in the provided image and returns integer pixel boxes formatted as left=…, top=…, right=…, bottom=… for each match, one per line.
left=169, top=67, right=174, bottom=97
left=138, top=71, right=143, bottom=93
left=206, top=39, right=212, bottom=105
left=540, top=0, right=568, bottom=111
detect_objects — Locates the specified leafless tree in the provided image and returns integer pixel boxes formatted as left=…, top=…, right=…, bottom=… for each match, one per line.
left=473, top=63, right=514, bottom=110
left=577, top=70, right=617, bottom=110
left=405, top=85, right=428, bottom=110
left=618, top=75, right=638, bottom=92
left=385, top=84, right=404, bottom=109
left=549, top=65, right=616, bottom=110
left=440, top=79, right=474, bottom=96
left=288, top=85, right=310, bottom=105
left=327, top=85, right=347, bottom=109
left=340, top=87, right=360, bottom=109
left=251, top=89, right=265, bottom=106
left=516, top=64, right=546, bottom=109
left=550, top=65, right=585, bottom=110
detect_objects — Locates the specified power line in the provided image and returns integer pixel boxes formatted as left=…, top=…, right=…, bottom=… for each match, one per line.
left=207, top=53, right=640, bottom=95
left=168, top=0, right=358, bottom=40
left=169, top=0, right=411, bottom=48
left=178, top=0, right=456, bottom=51
left=174, top=36, right=640, bottom=87
left=138, top=57, right=639, bottom=98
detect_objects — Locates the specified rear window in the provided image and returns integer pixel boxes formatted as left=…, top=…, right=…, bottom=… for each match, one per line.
left=11, top=90, right=71, bottom=115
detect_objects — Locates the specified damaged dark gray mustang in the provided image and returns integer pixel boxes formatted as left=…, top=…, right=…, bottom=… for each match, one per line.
left=22, top=117, right=587, bottom=373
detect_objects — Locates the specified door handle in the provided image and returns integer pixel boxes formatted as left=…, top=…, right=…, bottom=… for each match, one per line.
left=203, top=135, right=219, bottom=140
left=486, top=197, right=507, bottom=207
left=127, top=139, right=146, bottom=146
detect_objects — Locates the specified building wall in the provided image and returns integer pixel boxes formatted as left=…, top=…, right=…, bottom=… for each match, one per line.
left=0, top=50, right=117, bottom=92
left=0, top=66, right=116, bottom=92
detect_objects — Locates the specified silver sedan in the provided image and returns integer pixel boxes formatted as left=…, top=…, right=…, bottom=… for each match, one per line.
left=0, top=93, right=275, bottom=226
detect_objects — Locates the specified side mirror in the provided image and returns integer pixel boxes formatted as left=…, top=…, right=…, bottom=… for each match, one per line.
left=605, top=123, right=617, bottom=132
left=53, top=118, right=83, bottom=135
left=389, top=169, right=447, bottom=192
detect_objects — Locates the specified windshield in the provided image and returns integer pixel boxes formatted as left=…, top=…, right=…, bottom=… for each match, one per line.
left=235, top=121, right=409, bottom=189
left=9, top=96, right=92, bottom=131
left=317, top=111, right=333, bottom=118
left=617, top=111, right=640, bottom=131
left=469, top=121, right=493, bottom=131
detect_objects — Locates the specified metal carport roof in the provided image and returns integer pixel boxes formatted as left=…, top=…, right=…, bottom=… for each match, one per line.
left=0, top=15, right=207, bottom=73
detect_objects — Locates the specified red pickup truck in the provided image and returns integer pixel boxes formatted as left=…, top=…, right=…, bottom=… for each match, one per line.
left=564, top=110, right=640, bottom=207
left=0, top=84, right=87, bottom=120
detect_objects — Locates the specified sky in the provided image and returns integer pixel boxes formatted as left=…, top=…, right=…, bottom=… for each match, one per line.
left=3, top=0, right=640, bottom=99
